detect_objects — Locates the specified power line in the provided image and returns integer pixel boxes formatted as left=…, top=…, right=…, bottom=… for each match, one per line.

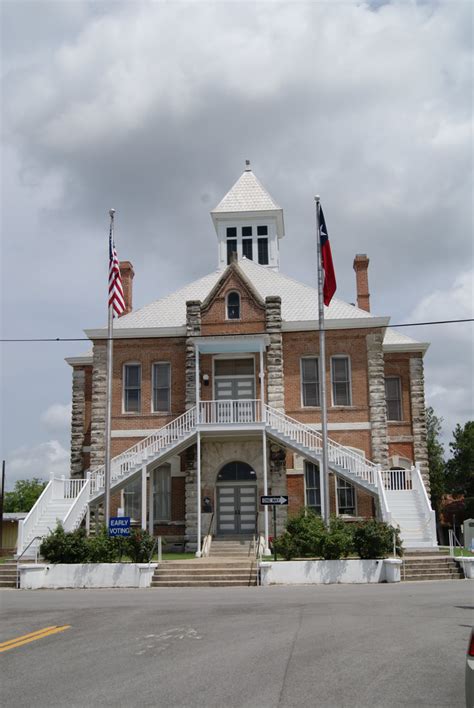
left=0, top=317, right=472, bottom=342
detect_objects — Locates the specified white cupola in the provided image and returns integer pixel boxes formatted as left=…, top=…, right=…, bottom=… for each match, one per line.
left=211, top=161, right=285, bottom=271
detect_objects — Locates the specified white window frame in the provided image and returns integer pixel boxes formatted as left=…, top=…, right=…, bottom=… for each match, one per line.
left=226, top=290, right=241, bottom=321
left=330, top=355, right=352, bottom=407
left=335, top=477, right=357, bottom=516
left=152, top=362, right=171, bottom=414
left=123, top=362, right=141, bottom=414
left=300, top=356, right=320, bottom=408
left=153, top=464, right=172, bottom=522
left=304, top=460, right=321, bottom=514
left=385, top=376, right=402, bottom=421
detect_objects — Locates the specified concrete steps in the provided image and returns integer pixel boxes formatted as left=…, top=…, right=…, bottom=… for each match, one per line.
left=151, top=556, right=258, bottom=587
left=0, top=561, right=18, bottom=588
left=401, top=556, right=464, bottom=581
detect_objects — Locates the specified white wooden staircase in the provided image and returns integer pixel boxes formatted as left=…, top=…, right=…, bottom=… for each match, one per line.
left=17, top=401, right=437, bottom=556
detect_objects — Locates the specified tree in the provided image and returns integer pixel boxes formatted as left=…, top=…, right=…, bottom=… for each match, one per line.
left=446, top=421, right=474, bottom=499
left=3, top=478, right=47, bottom=513
left=425, top=407, right=445, bottom=514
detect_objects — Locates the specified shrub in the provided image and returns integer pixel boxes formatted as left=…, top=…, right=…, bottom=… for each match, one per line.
left=272, top=531, right=298, bottom=561
left=87, top=526, right=118, bottom=563
left=40, top=523, right=89, bottom=564
left=286, top=509, right=326, bottom=557
left=320, top=516, right=354, bottom=560
left=124, top=528, right=156, bottom=562
left=353, top=519, right=402, bottom=559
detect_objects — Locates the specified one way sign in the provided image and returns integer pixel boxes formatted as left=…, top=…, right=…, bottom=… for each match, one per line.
left=260, top=495, right=288, bottom=506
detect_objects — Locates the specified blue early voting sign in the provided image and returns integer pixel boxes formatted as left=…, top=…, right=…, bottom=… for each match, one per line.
left=109, top=517, right=131, bottom=537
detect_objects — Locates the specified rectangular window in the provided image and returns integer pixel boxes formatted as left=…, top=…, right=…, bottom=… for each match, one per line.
left=337, top=478, right=356, bottom=515
left=385, top=376, right=402, bottom=421
left=153, top=466, right=171, bottom=521
left=257, top=238, right=269, bottom=265
left=124, top=364, right=141, bottom=413
left=226, top=227, right=237, bottom=238
left=301, top=357, right=320, bottom=407
left=242, top=226, right=252, bottom=237
left=227, top=239, right=237, bottom=264
left=257, top=225, right=268, bottom=236
left=242, top=238, right=253, bottom=260
left=123, top=477, right=141, bottom=521
left=331, top=357, right=351, bottom=406
left=153, top=362, right=171, bottom=412
left=305, top=461, right=321, bottom=514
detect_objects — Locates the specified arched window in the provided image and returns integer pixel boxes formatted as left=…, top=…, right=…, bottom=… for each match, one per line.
left=217, top=461, right=256, bottom=481
left=227, top=291, right=240, bottom=320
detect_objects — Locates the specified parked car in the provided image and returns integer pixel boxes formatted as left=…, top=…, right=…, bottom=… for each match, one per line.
left=466, top=629, right=474, bottom=708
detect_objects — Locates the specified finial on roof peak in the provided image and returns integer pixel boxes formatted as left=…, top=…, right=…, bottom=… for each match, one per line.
left=245, top=159, right=251, bottom=171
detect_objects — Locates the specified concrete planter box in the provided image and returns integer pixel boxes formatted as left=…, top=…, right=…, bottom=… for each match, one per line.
left=456, top=557, right=474, bottom=579
left=18, top=563, right=157, bottom=589
left=259, top=558, right=401, bottom=585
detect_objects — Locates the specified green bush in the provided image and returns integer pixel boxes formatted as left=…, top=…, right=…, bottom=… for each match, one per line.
left=40, top=524, right=89, bottom=564
left=320, top=516, right=354, bottom=560
left=87, top=526, right=118, bottom=563
left=124, top=528, right=156, bottom=562
left=353, top=519, right=402, bottom=559
left=285, top=509, right=326, bottom=557
left=272, top=531, right=298, bottom=560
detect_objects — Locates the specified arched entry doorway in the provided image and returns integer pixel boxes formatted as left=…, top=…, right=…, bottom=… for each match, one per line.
left=216, top=461, right=257, bottom=536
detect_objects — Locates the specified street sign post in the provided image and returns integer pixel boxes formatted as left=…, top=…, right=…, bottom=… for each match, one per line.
left=260, top=496, right=288, bottom=560
left=108, top=516, right=131, bottom=537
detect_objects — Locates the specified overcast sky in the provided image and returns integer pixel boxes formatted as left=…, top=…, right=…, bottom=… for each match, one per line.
left=1, top=0, right=472, bottom=489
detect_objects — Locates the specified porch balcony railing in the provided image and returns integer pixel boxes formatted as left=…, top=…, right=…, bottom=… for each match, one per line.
left=199, top=399, right=263, bottom=425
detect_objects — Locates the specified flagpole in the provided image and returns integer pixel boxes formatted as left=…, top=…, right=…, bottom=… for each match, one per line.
left=104, top=208, right=115, bottom=528
left=315, top=196, right=330, bottom=526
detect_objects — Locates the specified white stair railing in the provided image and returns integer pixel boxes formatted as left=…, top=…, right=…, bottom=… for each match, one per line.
left=89, top=406, right=197, bottom=494
left=62, top=479, right=91, bottom=532
left=381, top=468, right=413, bottom=491
left=375, top=465, right=392, bottom=524
left=263, top=404, right=378, bottom=487
left=17, top=480, right=53, bottom=555
left=199, top=399, right=263, bottom=424
left=411, top=464, right=437, bottom=544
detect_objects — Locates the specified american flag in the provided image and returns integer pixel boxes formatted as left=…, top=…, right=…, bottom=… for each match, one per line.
left=109, top=229, right=126, bottom=317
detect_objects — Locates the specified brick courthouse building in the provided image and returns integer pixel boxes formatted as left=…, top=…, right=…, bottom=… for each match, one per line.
left=64, top=165, right=436, bottom=551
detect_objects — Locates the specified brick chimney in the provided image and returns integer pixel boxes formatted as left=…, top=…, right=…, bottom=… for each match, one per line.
left=353, top=254, right=370, bottom=312
left=119, top=261, right=135, bottom=316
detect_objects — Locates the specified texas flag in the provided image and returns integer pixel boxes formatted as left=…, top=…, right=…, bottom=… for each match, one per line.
left=318, top=203, right=337, bottom=306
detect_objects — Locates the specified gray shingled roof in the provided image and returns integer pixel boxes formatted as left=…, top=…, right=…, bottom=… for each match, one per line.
left=211, top=169, right=281, bottom=213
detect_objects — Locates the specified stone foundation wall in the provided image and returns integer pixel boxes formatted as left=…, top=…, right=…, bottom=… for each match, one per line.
left=409, top=357, right=430, bottom=492
left=70, top=368, right=86, bottom=478
left=90, top=343, right=107, bottom=469
left=366, top=333, right=389, bottom=467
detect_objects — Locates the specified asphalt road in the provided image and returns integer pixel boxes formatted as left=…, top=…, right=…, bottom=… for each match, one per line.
left=0, top=581, right=472, bottom=708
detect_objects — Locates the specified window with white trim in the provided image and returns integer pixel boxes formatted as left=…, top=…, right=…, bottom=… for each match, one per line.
left=336, top=477, right=356, bottom=515
left=226, top=291, right=240, bottom=320
left=301, top=357, right=320, bottom=407
left=123, top=477, right=141, bottom=520
left=153, top=465, right=171, bottom=521
left=385, top=376, right=402, bottom=421
left=304, top=461, right=321, bottom=514
left=152, top=362, right=171, bottom=413
left=124, top=363, right=141, bottom=413
left=331, top=356, right=351, bottom=406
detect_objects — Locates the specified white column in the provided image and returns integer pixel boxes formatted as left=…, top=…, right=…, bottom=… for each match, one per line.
left=141, top=467, right=147, bottom=531
left=148, top=468, right=154, bottom=535
left=262, top=430, right=270, bottom=555
left=259, top=342, right=265, bottom=420
left=195, top=344, right=200, bottom=424
left=195, top=431, right=202, bottom=557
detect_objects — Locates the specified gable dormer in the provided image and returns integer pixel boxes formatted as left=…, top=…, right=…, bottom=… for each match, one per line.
left=211, top=161, right=285, bottom=272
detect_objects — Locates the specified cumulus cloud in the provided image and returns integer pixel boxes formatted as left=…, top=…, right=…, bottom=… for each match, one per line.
left=1, top=0, right=472, bottom=466
left=40, top=402, right=72, bottom=432
left=6, top=440, right=69, bottom=490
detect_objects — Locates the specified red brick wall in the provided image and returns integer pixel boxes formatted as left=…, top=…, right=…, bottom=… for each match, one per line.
left=288, top=475, right=304, bottom=515
left=201, top=271, right=265, bottom=336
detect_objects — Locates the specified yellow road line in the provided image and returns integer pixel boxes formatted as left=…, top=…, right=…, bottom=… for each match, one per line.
left=0, top=625, right=71, bottom=653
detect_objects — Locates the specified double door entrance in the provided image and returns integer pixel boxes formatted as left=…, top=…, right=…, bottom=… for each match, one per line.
left=216, top=484, right=257, bottom=535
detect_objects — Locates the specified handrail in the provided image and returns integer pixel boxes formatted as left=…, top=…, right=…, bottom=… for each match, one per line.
left=376, top=466, right=392, bottom=524
left=62, top=479, right=90, bottom=532
left=201, top=513, right=215, bottom=557
left=449, top=528, right=463, bottom=558
left=16, top=536, right=43, bottom=588
left=148, top=536, right=162, bottom=564
left=17, top=481, right=53, bottom=555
